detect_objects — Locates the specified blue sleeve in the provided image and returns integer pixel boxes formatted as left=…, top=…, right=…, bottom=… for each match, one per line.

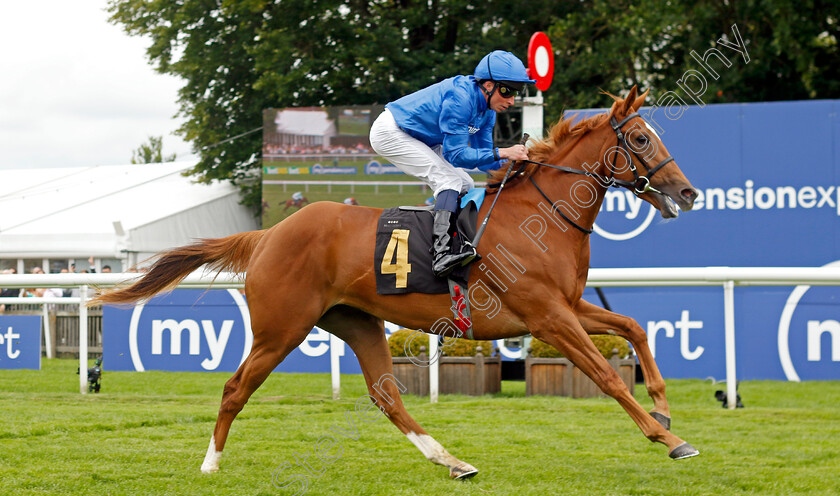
left=475, top=112, right=496, bottom=150
left=472, top=113, right=501, bottom=171
left=439, top=90, right=496, bottom=169
left=478, top=159, right=507, bottom=172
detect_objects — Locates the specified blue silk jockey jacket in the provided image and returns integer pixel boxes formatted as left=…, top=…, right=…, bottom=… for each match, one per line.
left=385, top=75, right=506, bottom=172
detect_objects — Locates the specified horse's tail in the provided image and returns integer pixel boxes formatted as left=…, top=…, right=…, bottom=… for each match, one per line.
left=90, top=230, right=266, bottom=306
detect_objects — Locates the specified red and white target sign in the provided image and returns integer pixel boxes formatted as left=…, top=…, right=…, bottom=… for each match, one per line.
left=527, top=32, right=554, bottom=92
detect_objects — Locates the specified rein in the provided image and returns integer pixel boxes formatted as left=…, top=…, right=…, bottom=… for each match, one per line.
left=486, top=111, right=675, bottom=236
left=486, top=160, right=594, bottom=235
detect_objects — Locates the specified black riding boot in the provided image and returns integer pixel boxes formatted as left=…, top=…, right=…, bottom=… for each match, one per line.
left=432, top=209, right=478, bottom=278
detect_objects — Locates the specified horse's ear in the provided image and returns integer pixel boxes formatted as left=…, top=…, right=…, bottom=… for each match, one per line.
left=618, top=86, right=638, bottom=116
left=632, top=89, right=649, bottom=111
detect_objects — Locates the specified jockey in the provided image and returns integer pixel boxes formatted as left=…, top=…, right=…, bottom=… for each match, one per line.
left=291, top=191, right=303, bottom=202
left=370, top=50, right=535, bottom=277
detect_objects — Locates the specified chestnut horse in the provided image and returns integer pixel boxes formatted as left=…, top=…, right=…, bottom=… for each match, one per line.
left=282, top=195, right=309, bottom=212
left=93, top=87, right=700, bottom=479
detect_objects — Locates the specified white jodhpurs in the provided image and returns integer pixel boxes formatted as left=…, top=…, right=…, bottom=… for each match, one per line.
left=369, top=109, right=475, bottom=198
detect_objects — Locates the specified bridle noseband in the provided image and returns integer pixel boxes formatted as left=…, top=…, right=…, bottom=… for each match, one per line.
left=488, top=112, right=676, bottom=235
left=608, top=112, right=674, bottom=195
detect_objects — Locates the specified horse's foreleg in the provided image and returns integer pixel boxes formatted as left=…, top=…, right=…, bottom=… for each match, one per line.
left=320, top=307, right=478, bottom=479
left=530, top=307, right=697, bottom=460
left=201, top=329, right=311, bottom=473
left=574, top=299, right=671, bottom=427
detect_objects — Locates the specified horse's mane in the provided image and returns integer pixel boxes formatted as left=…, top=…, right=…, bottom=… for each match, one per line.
left=487, top=92, right=626, bottom=185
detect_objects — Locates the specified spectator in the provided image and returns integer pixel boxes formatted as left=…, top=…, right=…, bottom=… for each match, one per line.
left=24, top=266, right=49, bottom=299
left=42, top=287, right=63, bottom=298
left=47, top=269, right=65, bottom=298
left=102, top=265, right=112, bottom=273
left=60, top=268, right=73, bottom=297
left=0, top=268, right=20, bottom=312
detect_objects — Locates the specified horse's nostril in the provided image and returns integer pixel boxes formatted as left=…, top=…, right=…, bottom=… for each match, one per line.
left=681, top=188, right=697, bottom=200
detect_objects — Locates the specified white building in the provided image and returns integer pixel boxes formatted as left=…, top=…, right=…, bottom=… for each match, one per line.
left=0, top=162, right=259, bottom=273
left=271, top=108, right=336, bottom=148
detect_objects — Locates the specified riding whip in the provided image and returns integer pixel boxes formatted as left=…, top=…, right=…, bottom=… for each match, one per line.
left=472, top=133, right=529, bottom=247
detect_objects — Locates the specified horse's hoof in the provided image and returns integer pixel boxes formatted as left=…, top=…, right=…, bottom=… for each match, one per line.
left=669, top=442, right=699, bottom=460
left=200, top=464, right=219, bottom=474
left=450, top=462, right=478, bottom=479
left=650, top=411, right=671, bottom=431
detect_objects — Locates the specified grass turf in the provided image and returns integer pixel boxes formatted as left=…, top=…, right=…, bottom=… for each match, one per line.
left=261, top=167, right=487, bottom=228
left=1, top=359, right=838, bottom=495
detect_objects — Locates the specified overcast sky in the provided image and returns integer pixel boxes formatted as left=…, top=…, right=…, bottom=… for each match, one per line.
left=0, top=1, right=194, bottom=170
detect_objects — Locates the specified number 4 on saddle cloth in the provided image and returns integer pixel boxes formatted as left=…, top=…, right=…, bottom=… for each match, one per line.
left=374, top=189, right=485, bottom=338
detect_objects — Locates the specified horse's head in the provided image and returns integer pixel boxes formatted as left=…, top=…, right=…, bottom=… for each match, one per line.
left=602, top=86, right=698, bottom=218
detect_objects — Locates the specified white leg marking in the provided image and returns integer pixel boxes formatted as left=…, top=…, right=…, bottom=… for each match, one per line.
left=406, top=432, right=455, bottom=465
left=200, top=435, right=223, bottom=473
left=405, top=432, right=478, bottom=478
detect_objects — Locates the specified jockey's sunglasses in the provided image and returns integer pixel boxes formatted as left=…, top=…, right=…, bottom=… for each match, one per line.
left=496, top=83, right=519, bottom=99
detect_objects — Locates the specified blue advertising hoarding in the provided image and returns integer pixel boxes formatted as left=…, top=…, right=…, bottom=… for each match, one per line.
left=103, top=289, right=362, bottom=374
left=0, top=315, right=41, bottom=370
left=579, top=99, right=840, bottom=381
left=583, top=99, right=839, bottom=267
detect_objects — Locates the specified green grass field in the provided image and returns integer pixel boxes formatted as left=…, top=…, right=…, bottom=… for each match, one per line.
left=1, top=359, right=839, bottom=496
left=261, top=163, right=487, bottom=228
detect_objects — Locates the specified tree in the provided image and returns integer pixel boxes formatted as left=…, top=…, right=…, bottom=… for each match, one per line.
left=543, top=0, right=840, bottom=125
left=131, top=135, right=177, bottom=164
left=108, top=0, right=838, bottom=212
left=107, top=0, right=567, bottom=213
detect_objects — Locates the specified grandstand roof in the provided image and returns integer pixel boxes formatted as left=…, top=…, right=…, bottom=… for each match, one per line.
left=0, top=162, right=259, bottom=260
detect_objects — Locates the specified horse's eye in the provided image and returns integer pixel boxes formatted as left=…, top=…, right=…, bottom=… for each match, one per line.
left=636, top=135, right=649, bottom=145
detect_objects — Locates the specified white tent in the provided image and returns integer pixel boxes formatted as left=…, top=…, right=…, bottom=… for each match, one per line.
left=0, top=162, right=259, bottom=271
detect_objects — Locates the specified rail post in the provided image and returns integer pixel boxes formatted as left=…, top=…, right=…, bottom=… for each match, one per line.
left=41, top=303, right=53, bottom=359
left=330, top=333, right=341, bottom=400
left=723, top=280, right=737, bottom=410
left=429, top=335, right=439, bottom=403
left=79, top=285, right=89, bottom=394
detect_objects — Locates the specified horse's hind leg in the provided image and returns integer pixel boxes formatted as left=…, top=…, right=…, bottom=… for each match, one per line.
left=201, top=327, right=311, bottom=473
left=574, top=299, right=671, bottom=428
left=318, top=306, right=478, bottom=479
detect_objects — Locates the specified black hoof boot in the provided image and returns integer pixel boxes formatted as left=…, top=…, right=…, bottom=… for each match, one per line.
left=669, top=442, right=699, bottom=460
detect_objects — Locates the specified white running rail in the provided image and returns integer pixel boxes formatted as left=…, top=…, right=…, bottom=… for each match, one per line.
left=3, top=267, right=840, bottom=406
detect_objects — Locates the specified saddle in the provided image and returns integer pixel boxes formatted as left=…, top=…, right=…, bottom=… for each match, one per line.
left=374, top=190, right=485, bottom=336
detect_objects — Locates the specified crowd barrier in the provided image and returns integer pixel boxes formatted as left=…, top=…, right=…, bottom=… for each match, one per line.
left=2, top=268, right=840, bottom=408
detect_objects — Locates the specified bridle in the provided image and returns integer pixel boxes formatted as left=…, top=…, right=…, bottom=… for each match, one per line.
left=488, top=112, right=675, bottom=235
left=608, top=111, right=674, bottom=195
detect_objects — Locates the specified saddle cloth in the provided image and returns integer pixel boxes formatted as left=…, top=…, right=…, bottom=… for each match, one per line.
left=374, top=191, right=482, bottom=295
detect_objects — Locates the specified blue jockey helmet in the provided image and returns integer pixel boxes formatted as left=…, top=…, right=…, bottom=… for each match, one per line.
left=474, top=50, right=536, bottom=90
